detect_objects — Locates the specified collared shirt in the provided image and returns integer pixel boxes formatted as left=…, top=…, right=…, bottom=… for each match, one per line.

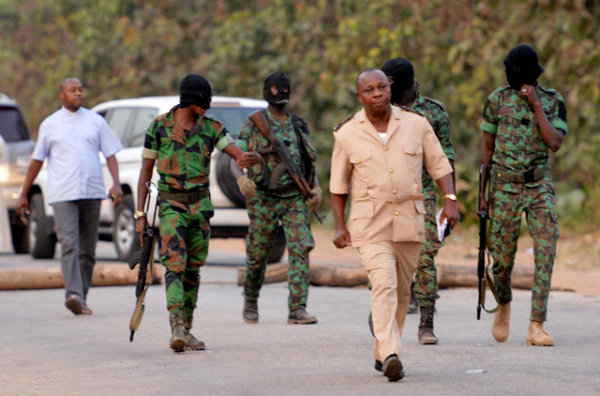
left=33, top=106, right=122, bottom=204
left=330, top=106, right=452, bottom=245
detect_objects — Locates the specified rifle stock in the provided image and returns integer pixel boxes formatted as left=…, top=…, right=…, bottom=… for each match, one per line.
left=129, top=182, right=158, bottom=342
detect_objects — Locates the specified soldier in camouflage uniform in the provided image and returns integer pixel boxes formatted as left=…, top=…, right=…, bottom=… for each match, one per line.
left=382, top=58, right=456, bottom=345
left=478, top=45, right=567, bottom=346
left=233, top=71, right=321, bottom=325
left=135, top=74, right=260, bottom=352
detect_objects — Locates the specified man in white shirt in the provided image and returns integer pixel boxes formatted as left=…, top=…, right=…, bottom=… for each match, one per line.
left=17, top=77, right=123, bottom=315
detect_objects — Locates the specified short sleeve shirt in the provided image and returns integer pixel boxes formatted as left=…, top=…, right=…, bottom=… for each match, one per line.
left=480, top=85, right=567, bottom=172
left=142, top=106, right=234, bottom=193
left=33, top=107, right=122, bottom=204
left=412, top=94, right=454, bottom=195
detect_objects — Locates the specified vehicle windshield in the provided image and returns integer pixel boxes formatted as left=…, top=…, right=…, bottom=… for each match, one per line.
left=207, top=107, right=263, bottom=138
left=0, top=107, right=30, bottom=142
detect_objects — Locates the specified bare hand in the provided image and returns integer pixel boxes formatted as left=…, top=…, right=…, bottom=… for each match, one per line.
left=518, top=84, right=540, bottom=109
left=441, top=200, right=459, bottom=229
left=135, top=218, right=147, bottom=246
left=333, top=227, right=352, bottom=249
left=109, top=184, right=124, bottom=205
left=478, top=196, right=489, bottom=218
left=16, top=196, right=29, bottom=218
left=236, top=151, right=261, bottom=169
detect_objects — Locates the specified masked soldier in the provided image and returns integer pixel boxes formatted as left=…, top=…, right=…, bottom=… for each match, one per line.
left=135, top=74, right=260, bottom=352
left=381, top=58, right=456, bottom=345
left=479, top=44, right=567, bottom=346
left=233, top=71, right=321, bottom=325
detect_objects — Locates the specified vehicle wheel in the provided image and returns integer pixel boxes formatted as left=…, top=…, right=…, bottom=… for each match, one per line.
left=215, top=151, right=247, bottom=208
left=268, top=226, right=286, bottom=263
left=113, top=194, right=139, bottom=261
left=29, top=193, right=56, bottom=259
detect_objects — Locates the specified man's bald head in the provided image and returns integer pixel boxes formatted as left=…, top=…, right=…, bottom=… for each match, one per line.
left=355, top=69, right=391, bottom=118
left=356, top=69, right=388, bottom=92
left=59, top=78, right=82, bottom=92
left=58, top=78, right=84, bottom=112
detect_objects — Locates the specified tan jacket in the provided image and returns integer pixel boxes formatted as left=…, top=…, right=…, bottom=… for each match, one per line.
left=330, top=106, right=452, bottom=246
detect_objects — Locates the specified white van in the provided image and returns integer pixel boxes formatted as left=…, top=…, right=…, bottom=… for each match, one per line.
left=27, top=96, right=286, bottom=262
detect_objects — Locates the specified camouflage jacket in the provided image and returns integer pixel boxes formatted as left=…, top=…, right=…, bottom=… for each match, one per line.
left=236, top=109, right=317, bottom=196
left=481, top=85, right=568, bottom=172
left=142, top=105, right=234, bottom=193
left=410, top=94, right=454, bottom=197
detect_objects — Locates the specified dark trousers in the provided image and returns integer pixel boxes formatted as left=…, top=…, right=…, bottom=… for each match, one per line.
left=52, top=199, right=101, bottom=301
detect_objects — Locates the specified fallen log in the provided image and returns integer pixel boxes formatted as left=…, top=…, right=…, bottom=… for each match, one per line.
left=0, top=264, right=162, bottom=291
left=236, top=261, right=534, bottom=290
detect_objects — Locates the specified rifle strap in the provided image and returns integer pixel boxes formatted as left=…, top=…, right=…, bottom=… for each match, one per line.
left=480, top=257, right=500, bottom=313
left=248, top=110, right=310, bottom=192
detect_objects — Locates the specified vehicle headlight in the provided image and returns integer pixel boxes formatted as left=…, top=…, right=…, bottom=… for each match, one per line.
left=0, top=164, right=9, bottom=183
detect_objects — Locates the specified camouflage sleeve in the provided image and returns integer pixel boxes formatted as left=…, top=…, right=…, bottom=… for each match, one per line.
left=207, top=119, right=234, bottom=152
left=549, top=92, right=568, bottom=134
left=436, top=109, right=455, bottom=161
left=142, top=119, right=159, bottom=160
left=480, top=93, right=498, bottom=135
left=234, top=119, right=254, bottom=152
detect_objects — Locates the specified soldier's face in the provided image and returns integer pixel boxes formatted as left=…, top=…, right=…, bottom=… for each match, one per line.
left=59, top=79, right=85, bottom=111
left=189, top=104, right=207, bottom=117
left=356, top=71, right=391, bottom=112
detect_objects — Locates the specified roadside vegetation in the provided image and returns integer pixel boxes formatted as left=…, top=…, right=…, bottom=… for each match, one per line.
left=1, top=0, right=599, bottom=234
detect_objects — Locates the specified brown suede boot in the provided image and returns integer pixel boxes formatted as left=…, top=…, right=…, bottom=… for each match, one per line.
left=526, top=320, right=554, bottom=346
left=418, top=306, right=438, bottom=345
left=183, top=316, right=206, bottom=351
left=492, top=303, right=510, bottom=342
left=169, top=311, right=186, bottom=353
left=288, top=307, right=318, bottom=324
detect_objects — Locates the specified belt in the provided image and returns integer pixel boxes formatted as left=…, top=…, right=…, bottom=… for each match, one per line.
left=159, top=189, right=208, bottom=204
left=493, top=165, right=549, bottom=184
left=258, top=184, right=301, bottom=197
left=352, top=188, right=425, bottom=204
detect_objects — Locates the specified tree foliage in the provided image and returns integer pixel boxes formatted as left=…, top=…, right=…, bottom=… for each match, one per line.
left=1, top=0, right=598, bottom=230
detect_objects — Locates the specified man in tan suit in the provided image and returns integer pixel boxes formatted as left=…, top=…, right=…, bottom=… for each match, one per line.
left=330, top=69, right=458, bottom=382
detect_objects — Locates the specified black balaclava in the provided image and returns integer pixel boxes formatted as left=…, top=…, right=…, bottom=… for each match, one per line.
left=381, top=57, right=414, bottom=105
left=263, top=71, right=291, bottom=105
left=503, top=44, right=544, bottom=91
left=179, top=73, right=212, bottom=110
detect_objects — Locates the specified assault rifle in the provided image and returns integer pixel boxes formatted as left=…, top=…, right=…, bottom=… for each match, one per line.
left=477, top=164, right=499, bottom=319
left=248, top=111, right=323, bottom=224
left=128, top=182, right=158, bottom=342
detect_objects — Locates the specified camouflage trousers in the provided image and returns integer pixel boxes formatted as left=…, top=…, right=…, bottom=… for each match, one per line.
left=489, top=179, right=559, bottom=322
left=158, top=197, right=212, bottom=317
left=244, top=191, right=314, bottom=311
left=413, top=196, right=444, bottom=308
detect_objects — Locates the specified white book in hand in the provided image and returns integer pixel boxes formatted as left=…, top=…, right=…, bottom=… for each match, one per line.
left=436, top=208, right=451, bottom=242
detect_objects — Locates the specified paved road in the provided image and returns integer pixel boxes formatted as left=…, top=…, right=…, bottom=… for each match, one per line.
left=1, top=243, right=599, bottom=395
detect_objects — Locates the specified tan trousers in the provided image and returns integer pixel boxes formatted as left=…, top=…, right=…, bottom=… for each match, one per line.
left=358, top=241, right=422, bottom=361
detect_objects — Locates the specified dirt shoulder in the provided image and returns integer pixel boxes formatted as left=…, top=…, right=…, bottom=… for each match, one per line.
left=211, top=227, right=600, bottom=297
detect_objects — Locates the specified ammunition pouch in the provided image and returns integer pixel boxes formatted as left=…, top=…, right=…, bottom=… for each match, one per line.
left=493, top=164, right=549, bottom=184
left=159, top=189, right=209, bottom=204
